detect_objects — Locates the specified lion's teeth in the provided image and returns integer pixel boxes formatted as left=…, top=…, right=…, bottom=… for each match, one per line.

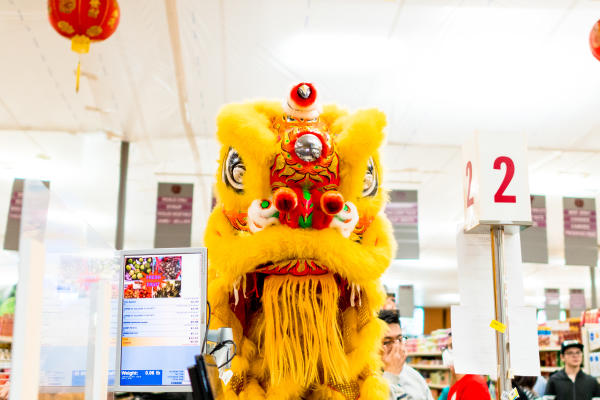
left=350, top=283, right=362, bottom=307
left=233, top=277, right=241, bottom=306
left=233, top=286, right=239, bottom=306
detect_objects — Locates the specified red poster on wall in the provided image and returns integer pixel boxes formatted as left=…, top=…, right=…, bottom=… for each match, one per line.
left=563, top=197, right=597, bottom=266
left=384, top=190, right=419, bottom=259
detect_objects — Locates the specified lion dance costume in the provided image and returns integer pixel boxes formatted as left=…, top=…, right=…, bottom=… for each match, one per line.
left=205, top=83, right=395, bottom=399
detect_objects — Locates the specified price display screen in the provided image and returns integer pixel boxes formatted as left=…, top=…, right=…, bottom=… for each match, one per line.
left=117, top=248, right=206, bottom=389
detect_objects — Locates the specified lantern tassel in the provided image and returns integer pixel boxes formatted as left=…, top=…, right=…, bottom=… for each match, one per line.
left=70, top=35, right=90, bottom=94
left=76, top=58, right=81, bottom=93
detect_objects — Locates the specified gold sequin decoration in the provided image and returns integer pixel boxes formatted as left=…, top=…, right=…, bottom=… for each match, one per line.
left=107, top=9, right=119, bottom=29
left=329, top=381, right=360, bottom=400
left=57, top=21, right=75, bottom=34
left=59, top=0, right=76, bottom=13
left=86, top=25, right=103, bottom=37
left=341, top=308, right=357, bottom=352
left=228, top=373, right=245, bottom=395
left=357, top=298, right=371, bottom=330
left=88, top=0, right=100, bottom=18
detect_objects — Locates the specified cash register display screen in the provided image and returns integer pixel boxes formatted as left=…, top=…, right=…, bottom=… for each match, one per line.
left=119, top=253, right=202, bottom=386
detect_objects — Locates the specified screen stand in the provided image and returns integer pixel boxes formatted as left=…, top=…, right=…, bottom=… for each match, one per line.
left=85, top=280, right=112, bottom=400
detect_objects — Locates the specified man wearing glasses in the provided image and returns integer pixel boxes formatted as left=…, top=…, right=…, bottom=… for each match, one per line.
left=544, top=340, right=600, bottom=400
left=378, top=310, right=434, bottom=400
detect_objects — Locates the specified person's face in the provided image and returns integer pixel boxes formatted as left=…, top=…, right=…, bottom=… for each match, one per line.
left=382, top=297, right=396, bottom=310
left=382, top=323, right=404, bottom=354
left=561, top=347, right=583, bottom=368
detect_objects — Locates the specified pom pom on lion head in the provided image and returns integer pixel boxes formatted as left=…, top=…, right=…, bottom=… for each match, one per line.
left=205, top=83, right=395, bottom=400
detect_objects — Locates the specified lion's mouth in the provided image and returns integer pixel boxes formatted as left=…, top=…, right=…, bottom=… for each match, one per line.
left=255, top=259, right=329, bottom=276
left=229, top=260, right=363, bottom=335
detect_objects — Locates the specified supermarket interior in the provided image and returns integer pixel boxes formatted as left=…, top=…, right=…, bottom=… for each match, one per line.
left=1, top=1, right=600, bottom=400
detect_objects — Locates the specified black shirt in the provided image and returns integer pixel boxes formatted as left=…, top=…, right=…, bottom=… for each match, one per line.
left=545, top=369, right=600, bottom=400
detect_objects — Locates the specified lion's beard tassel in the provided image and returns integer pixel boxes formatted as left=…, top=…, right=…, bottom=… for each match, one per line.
left=258, top=274, right=350, bottom=387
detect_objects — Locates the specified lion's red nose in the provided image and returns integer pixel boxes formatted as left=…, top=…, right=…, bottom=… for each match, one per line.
left=320, top=191, right=345, bottom=215
left=273, top=187, right=298, bottom=213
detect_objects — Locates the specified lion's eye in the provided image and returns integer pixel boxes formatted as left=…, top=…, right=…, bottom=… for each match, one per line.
left=223, top=148, right=245, bottom=192
left=362, top=157, right=378, bottom=197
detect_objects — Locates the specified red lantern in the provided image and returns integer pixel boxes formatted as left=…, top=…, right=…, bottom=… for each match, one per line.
left=48, top=0, right=120, bottom=91
left=591, top=19, right=600, bottom=62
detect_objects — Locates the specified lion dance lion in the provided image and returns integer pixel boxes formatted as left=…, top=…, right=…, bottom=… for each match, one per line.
left=205, top=83, right=395, bottom=399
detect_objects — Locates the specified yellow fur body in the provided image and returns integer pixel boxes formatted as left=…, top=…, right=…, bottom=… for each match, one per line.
left=205, top=100, right=395, bottom=399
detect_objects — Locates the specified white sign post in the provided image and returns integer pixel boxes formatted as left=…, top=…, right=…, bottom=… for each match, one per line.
left=462, top=131, right=532, bottom=397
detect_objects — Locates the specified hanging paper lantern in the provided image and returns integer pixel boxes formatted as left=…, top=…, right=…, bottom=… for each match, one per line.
left=591, top=19, right=600, bottom=62
left=48, top=0, right=120, bottom=91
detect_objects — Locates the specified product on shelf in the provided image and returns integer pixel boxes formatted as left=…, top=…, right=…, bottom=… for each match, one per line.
left=430, top=370, right=450, bottom=386
left=538, top=318, right=583, bottom=374
left=0, top=286, right=15, bottom=338
left=0, top=315, right=13, bottom=338
left=582, top=309, right=600, bottom=325
left=405, top=328, right=451, bottom=354
left=410, top=356, right=444, bottom=366
left=539, top=351, right=561, bottom=368
left=0, top=372, right=7, bottom=386
left=406, top=329, right=452, bottom=396
left=581, top=321, right=600, bottom=377
left=538, top=318, right=582, bottom=348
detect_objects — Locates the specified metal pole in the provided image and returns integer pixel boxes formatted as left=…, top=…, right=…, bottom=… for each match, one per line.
left=115, top=141, right=129, bottom=250
left=591, top=265, right=598, bottom=309
left=491, top=226, right=511, bottom=397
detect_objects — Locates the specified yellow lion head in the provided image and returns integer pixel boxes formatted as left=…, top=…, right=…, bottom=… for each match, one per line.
left=205, top=83, right=395, bottom=399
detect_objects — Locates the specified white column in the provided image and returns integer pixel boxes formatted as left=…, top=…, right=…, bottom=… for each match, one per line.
left=9, top=238, right=45, bottom=400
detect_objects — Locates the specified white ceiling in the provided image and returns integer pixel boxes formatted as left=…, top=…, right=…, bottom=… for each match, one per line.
left=0, top=0, right=599, bottom=307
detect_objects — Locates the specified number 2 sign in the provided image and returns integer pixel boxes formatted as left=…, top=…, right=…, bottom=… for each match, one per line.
left=462, top=131, right=532, bottom=232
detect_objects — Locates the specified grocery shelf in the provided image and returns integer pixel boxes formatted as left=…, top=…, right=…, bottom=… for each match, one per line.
left=407, top=351, right=442, bottom=357
left=0, top=361, right=10, bottom=368
left=410, top=364, right=450, bottom=371
left=540, top=366, right=561, bottom=373
left=0, top=337, right=12, bottom=344
left=539, top=347, right=561, bottom=352
left=428, top=383, right=448, bottom=390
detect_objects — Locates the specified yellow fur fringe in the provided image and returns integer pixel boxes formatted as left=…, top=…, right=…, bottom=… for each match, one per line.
left=206, top=212, right=394, bottom=289
left=259, top=274, right=349, bottom=386
left=359, top=375, right=390, bottom=400
left=306, top=385, right=347, bottom=400
left=239, top=379, right=266, bottom=400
